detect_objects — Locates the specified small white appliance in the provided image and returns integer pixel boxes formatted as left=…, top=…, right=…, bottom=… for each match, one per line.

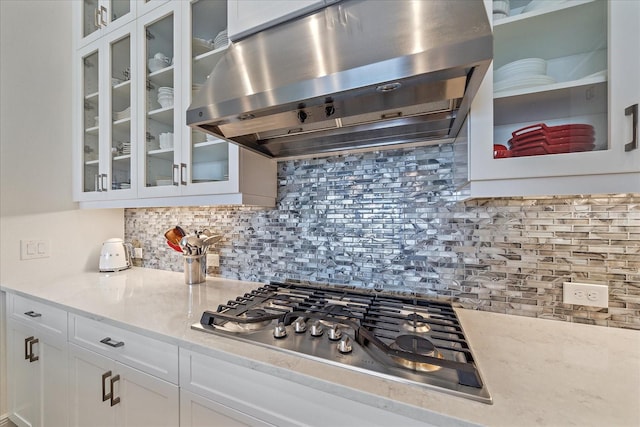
left=99, top=238, right=132, bottom=272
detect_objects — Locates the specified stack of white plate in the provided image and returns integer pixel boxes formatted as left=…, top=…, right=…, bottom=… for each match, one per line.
left=192, top=37, right=214, bottom=56
left=114, top=107, right=130, bottom=121
left=121, top=142, right=131, bottom=155
left=494, top=58, right=555, bottom=92
left=213, top=29, right=228, bottom=49
left=157, top=87, right=174, bottom=108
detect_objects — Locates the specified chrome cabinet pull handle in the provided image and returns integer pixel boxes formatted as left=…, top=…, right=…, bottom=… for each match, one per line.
left=180, top=163, right=187, bottom=186
left=102, top=371, right=111, bottom=402
left=28, top=338, right=39, bottom=362
left=624, top=103, right=638, bottom=152
left=100, top=337, right=124, bottom=348
left=24, top=336, right=34, bottom=360
left=101, top=174, right=109, bottom=192
left=94, top=7, right=101, bottom=29
left=24, top=310, right=42, bottom=318
left=100, top=5, right=108, bottom=27
left=172, top=164, right=179, bottom=186
left=110, top=375, right=121, bottom=406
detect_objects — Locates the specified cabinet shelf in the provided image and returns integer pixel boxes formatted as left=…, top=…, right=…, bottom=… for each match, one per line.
left=112, top=79, right=131, bottom=95
left=113, top=154, right=131, bottom=161
left=113, top=117, right=131, bottom=126
left=193, top=140, right=229, bottom=164
left=193, top=46, right=227, bottom=84
left=148, top=65, right=174, bottom=88
left=85, top=91, right=99, bottom=101
left=494, top=0, right=605, bottom=67
left=494, top=73, right=607, bottom=100
left=147, top=106, right=173, bottom=124
left=85, top=159, right=99, bottom=166
left=147, top=147, right=174, bottom=161
left=85, top=126, right=99, bottom=134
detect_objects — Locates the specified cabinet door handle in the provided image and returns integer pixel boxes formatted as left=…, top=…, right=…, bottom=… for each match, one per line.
left=172, top=164, right=179, bottom=186
left=180, top=163, right=187, bottom=186
left=100, top=337, right=124, bottom=348
left=110, top=375, right=121, bottom=406
left=24, top=336, right=34, bottom=360
left=100, top=5, right=108, bottom=27
left=94, top=7, right=101, bottom=29
left=624, top=104, right=638, bottom=152
left=101, top=173, right=109, bottom=192
left=102, top=371, right=112, bottom=402
left=24, top=310, right=42, bottom=318
left=28, top=338, right=39, bottom=362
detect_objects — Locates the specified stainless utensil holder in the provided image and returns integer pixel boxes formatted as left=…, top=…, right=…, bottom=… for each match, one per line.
left=184, top=254, right=206, bottom=285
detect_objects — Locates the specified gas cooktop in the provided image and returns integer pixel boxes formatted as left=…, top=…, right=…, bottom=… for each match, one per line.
left=192, top=281, right=492, bottom=404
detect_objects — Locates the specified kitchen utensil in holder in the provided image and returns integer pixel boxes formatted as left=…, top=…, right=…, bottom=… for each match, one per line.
left=184, top=254, right=206, bottom=285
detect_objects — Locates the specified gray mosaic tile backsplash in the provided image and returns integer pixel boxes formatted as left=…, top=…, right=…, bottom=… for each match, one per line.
left=125, top=144, right=640, bottom=330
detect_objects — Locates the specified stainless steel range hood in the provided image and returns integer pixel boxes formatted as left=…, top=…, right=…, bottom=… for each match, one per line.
left=187, top=0, right=492, bottom=159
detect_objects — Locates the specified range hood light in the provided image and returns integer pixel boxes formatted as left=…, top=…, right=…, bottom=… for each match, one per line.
left=238, top=113, right=255, bottom=121
left=376, top=82, right=402, bottom=93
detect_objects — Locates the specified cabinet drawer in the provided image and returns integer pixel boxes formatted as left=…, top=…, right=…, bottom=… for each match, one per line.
left=180, top=349, right=434, bottom=427
left=69, top=313, right=178, bottom=384
left=8, top=293, right=67, bottom=337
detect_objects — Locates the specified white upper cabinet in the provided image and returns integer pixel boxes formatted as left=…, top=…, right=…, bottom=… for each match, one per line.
left=469, top=0, right=639, bottom=197
left=75, top=0, right=137, bottom=48
left=72, top=0, right=277, bottom=208
left=74, top=22, right=138, bottom=203
left=227, top=0, right=331, bottom=41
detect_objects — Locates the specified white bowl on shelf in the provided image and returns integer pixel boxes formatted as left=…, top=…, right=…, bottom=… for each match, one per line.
left=159, top=132, right=174, bottom=149
left=148, top=58, right=168, bottom=73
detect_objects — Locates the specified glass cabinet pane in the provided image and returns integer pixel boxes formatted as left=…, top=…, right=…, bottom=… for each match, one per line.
left=492, top=1, right=608, bottom=160
left=82, top=50, right=100, bottom=194
left=83, top=0, right=101, bottom=38
left=144, top=13, right=175, bottom=188
left=110, top=34, right=132, bottom=191
left=190, top=0, right=229, bottom=185
left=109, top=0, right=131, bottom=24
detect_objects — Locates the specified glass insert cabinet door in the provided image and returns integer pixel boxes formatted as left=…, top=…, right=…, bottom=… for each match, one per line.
left=81, top=49, right=101, bottom=194
left=492, top=1, right=607, bottom=162
left=109, top=32, right=134, bottom=193
left=186, top=0, right=230, bottom=188
left=81, top=0, right=133, bottom=40
left=142, top=6, right=178, bottom=191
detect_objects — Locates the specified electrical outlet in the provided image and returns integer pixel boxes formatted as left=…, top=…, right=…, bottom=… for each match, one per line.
left=20, top=239, right=50, bottom=260
left=207, top=253, right=220, bottom=267
left=133, top=247, right=143, bottom=259
left=563, top=282, right=608, bottom=308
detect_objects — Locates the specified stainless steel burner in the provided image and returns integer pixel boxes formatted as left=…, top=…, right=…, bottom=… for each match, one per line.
left=193, top=281, right=492, bottom=404
left=389, top=335, right=443, bottom=372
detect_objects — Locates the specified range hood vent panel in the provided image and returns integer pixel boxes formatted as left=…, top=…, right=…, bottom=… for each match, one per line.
left=187, top=0, right=492, bottom=159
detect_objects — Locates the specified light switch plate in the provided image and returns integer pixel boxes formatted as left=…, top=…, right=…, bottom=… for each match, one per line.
left=20, top=239, right=50, bottom=260
left=207, top=253, right=220, bottom=267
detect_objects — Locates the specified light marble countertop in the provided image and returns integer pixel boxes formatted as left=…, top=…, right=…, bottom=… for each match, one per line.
left=2, top=267, right=639, bottom=426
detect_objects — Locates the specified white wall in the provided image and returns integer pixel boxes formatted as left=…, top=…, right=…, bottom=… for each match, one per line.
left=0, top=1, right=124, bottom=418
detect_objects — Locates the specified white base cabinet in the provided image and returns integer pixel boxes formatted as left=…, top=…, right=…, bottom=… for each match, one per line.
left=6, top=293, right=439, bottom=427
left=180, top=389, right=273, bottom=427
left=179, top=348, right=437, bottom=427
left=6, top=295, right=68, bottom=427
left=68, top=343, right=179, bottom=427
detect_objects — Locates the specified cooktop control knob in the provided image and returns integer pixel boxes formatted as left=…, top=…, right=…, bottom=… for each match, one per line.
left=273, top=322, right=287, bottom=339
left=293, top=318, right=307, bottom=333
left=337, top=336, right=352, bottom=354
left=328, top=325, right=342, bottom=341
left=310, top=321, right=324, bottom=337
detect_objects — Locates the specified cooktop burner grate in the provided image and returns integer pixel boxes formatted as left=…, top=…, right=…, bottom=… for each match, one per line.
left=194, top=281, right=491, bottom=404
